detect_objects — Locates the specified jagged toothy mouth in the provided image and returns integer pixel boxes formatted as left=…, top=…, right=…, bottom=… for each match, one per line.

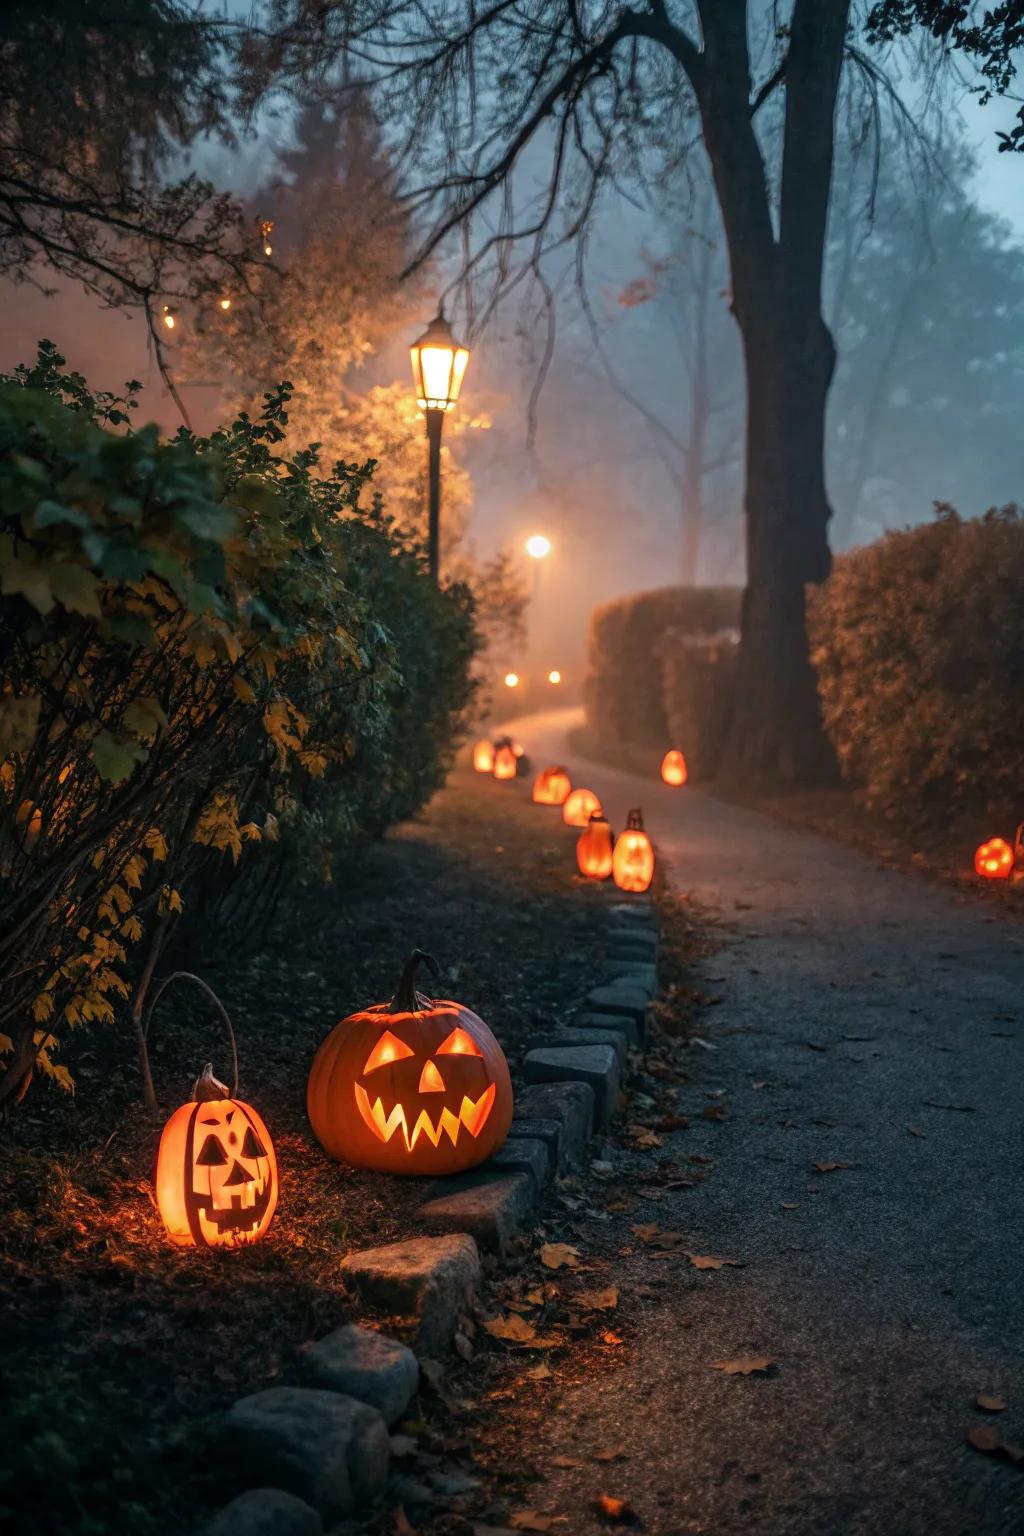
left=201, top=1179, right=273, bottom=1233
left=354, top=1082, right=496, bottom=1151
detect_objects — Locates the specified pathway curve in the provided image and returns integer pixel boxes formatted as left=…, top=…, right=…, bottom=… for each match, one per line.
left=498, top=707, right=1024, bottom=1535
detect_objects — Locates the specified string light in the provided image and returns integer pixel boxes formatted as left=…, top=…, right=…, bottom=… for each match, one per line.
left=259, top=218, right=274, bottom=257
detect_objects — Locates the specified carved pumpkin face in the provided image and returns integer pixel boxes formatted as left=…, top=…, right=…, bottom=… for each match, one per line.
left=492, top=739, right=517, bottom=779
left=613, top=807, right=655, bottom=893
left=577, top=812, right=613, bottom=879
left=562, top=787, right=602, bottom=827
left=156, top=1066, right=278, bottom=1248
left=307, top=952, right=513, bottom=1175
left=975, top=837, right=1014, bottom=879
left=532, top=765, right=572, bottom=806
left=661, top=749, right=688, bottom=787
left=473, top=739, right=496, bottom=773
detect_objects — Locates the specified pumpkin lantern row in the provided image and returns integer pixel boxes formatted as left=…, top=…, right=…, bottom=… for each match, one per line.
left=613, top=807, right=655, bottom=894
left=473, top=739, right=496, bottom=774
left=492, top=738, right=518, bottom=780
left=661, top=749, right=688, bottom=787
left=156, top=1063, right=278, bottom=1249
left=577, top=811, right=614, bottom=880
left=532, top=765, right=572, bottom=806
left=562, top=787, right=602, bottom=828
left=307, top=950, right=513, bottom=1176
left=974, top=836, right=1015, bottom=880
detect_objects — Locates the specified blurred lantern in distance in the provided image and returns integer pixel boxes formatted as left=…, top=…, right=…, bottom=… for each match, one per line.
left=156, top=1064, right=278, bottom=1249
left=473, top=739, right=495, bottom=773
left=974, top=837, right=1014, bottom=879
left=161, top=305, right=176, bottom=331
left=492, top=740, right=517, bottom=780
left=532, top=765, right=572, bottom=806
left=409, top=311, right=470, bottom=412
left=526, top=534, right=552, bottom=560
left=562, top=787, right=602, bottom=828
left=577, top=812, right=614, bottom=880
left=219, top=296, right=232, bottom=311
left=504, top=672, right=519, bottom=689
left=661, top=749, right=688, bottom=787
left=548, top=670, right=562, bottom=685
left=613, top=808, right=654, bottom=893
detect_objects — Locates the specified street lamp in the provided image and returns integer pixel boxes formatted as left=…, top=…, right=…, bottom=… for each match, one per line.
left=410, top=309, right=470, bottom=581
left=525, top=534, right=551, bottom=561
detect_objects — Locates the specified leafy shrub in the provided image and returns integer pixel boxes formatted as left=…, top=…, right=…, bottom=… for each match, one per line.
left=584, top=586, right=741, bottom=747
left=656, top=630, right=739, bottom=781
left=807, top=505, right=1024, bottom=820
left=0, top=344, right=477, bottom=1104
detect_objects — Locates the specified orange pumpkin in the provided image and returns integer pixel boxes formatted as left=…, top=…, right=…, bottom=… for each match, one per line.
left=492, top=738, right=517, bottom=780
left=577, top=812, right=614, bottom=879
left=613, top=807, right=655, bottom=893
left=661, top=749, right=687, bottom=787
left=562, top=787, right=602, bottom=828
left=473, top=739, right=496, bottom=773
left=307, top=951, right=513, bottom=1176
left=155, top=1064, right=278, bottom=1248
left=532, top=765, right=572, bottom=806
left=975, top=837, right=1014, bottom=879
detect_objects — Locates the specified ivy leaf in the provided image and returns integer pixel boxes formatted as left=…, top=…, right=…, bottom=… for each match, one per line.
left=90, top=730, right=143, bottom=784
left=50, top=563, right=102, bottom=619
left=32, top=499, right=91, bottom=531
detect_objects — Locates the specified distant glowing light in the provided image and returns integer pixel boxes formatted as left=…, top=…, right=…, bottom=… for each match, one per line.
left=525, top=534, right=552, bottom=560
left=264, top=243, right=273, bottom=257
left=504, top=672, right=520, bottom=688
left=259, top=218, right=274, bottom=258
left=161, top=306, right=176, bottom=331
left=548, top=670, right=562, bottom=685
left=219, top=296, right=232, bottom=311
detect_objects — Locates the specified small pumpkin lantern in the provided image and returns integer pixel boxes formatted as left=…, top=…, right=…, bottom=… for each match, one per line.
left=473, top=739, right=496, bottom=773
left=156, top=1063, right=278, bottom=1248
left=613, top=807, right=655, bottom=893
left=577, top=811, right=614, bottom=880
left=563, top=787, right=603, bottom=828
left=975, top=836, right=1014, bottom=880
left=307, top=951, right=513, bottom=1176
left=661, top=749, right=688, bottom=787
left=492, top=738, right=518, bottom=780
left=532, top=765, right=572, bottom=806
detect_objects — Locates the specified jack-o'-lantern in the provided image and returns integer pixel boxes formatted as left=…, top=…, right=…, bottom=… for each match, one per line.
left=307, top=951, right=513, bottom=1176
left=532, top=765, right=572, bottom=806
left=562, top=787, right=602, bottom=828
left=156, top=1063, right=278, bottom=1248
left=975, top=836, right=1014, bottom=879
left=661, top=749, right=687, bottom=787
left=473, top=739, right=495, bottom=773
left=492, top=739, right=517, bottom=780
left=613, top=807, right=655, bottom=893
left=577, top=812, right=614, bottom=879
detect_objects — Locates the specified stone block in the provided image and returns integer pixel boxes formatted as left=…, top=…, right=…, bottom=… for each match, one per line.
left=506, top=1115, right=562, bottom=1175
left=526, top=1026, right=629, bottom=1065
left=304, top=1324, right=418, bottom=1426
left=600, top=972, right=657, bottom=1001
left=575, top=1010, right=643, bottom=1048
left=418, top=1171, right=533, bottom=1255
left=339, top=1234, right=480, bottom=1356
left=483, top=1135, right=550, bottom=1189
left=514, top=1081, right=594, bottom=1164
left=585, top=986, right=650, bottom=1036
left=522, top=1045, right=620, bottom=1128
left=204, top=1489, right=323, bottom=1536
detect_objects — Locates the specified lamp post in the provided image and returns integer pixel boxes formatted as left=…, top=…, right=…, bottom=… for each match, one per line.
left=410, top=310, right=470, bottom=581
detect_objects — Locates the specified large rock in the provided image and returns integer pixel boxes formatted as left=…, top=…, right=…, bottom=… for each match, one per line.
left=219, top=1388, right=388, bottom=1521
left=418, top=1171, right=534, bottom=1256
left=204, top=1489, right=323, bottom=1536
left=304, top=1324, right=417, bottom=1426
left=339, top=1234, right=480, bottom=1356
left=522, top=1044, right=620, bottom=1128
left=514, top=1081, right=594, bottom=1165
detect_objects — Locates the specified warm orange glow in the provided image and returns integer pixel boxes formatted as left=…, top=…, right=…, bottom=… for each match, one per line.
left=418, top=1058, right=446, bottom=1093
left=577, top=813, right=614, bottom=880
left=661, top=749, right=688, bottom=787
left=155, top=1082, right=278, bottom=1249
left=562, top=787, right=602, bottom=828
left=437, top=1026, right=483, bottom=1057
left=613, top=808, right=655, bottom=893
left=526, top=534, right=552, bottom=560
left=161, top=307, right=176, bottom=330
left=492, top=741, right=517, bottom=779
left=473, top=739, right=496, bottom=773
left=219, top=296, right=232, bottom=311
left=363, top=1030, right=416, bottom=1072
left=354, top=1081, right=496, bottom=1151
left=974, top=837, right=1014, bottom=880
left=532, top=765, right=572, bottom=806
left=504, top=672, right=520, bottom=688
left=548, top=669, right=562, bottom=685
left=410, top=312, right=470, bottom=411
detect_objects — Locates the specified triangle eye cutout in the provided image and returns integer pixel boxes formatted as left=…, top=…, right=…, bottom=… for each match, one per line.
left=436, top=1026, right=483, bottom=1058
left=363, top=1029, right=416, bottom=1074
left=195, top=1134, right=228, bottom=1166
left=240, top=1126, right=267, bottom=1159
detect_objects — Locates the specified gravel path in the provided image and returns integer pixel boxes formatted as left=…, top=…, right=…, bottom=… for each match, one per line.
left=501, top=708, right=1024, bottom=1535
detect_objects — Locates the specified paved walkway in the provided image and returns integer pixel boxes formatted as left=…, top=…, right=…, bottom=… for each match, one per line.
left=499, top=708, right=1024, bottom=1535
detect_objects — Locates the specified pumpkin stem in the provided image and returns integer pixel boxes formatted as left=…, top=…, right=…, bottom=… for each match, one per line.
left=626, top=807, right=645, bottom=830
left=192, top=1062, right=231, bottom=1102
left=390, top=949, right=440, bottom=1014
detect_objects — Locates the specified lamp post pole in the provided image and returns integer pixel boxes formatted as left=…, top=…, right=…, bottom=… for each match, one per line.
left=410, top=309, right=470, bottom=584
left=426, top=410, right=443, bottom=582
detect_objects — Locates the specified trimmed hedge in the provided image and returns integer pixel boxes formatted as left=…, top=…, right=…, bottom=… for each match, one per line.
left=657, top=630, right=739, bottom=781
left=807, top=504, right=1024, bottom=820
left=584, top=586, right=741, bottom=748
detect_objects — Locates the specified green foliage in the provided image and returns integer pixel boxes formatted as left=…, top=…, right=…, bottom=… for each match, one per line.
left=0, top=346, right=478, bottom=1100
left=584, top=586, right=741, bottom=748
left=807, top=505, right=1024, bottom=819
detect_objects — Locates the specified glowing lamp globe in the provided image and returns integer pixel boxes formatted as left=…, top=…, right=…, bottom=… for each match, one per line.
left=532, top=765, right=572, bottom=806
left=504, top=672, right=520, bottom=689
left=975, top=837, right=1014, bottom=880
left=613, top=807, right=655, bottom=894
left=562, top=787, right=602, bottom=828
left=410, top=312, right=470, bottom=413
left=577, top=812, right=614, bottom=880
left=525, top=534, right=552, bottom=560
left=661, top=749, right=688, bottom=787
left=473, top=739, right=495, bottom=774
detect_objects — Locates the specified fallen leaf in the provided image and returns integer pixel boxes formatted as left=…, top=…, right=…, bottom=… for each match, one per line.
left=630, top=1222, right=661, bottom=1242
left=575, top=1286, right=619, bottom=1311
left=483, top=1314, right=561, bottom=1347
left=601, top=1330, right=625, bottom=1346
left=539, top=1242, right=580, bottom=1271
left=813, top=1161, right=856, bottom=1173
left=592, top=1494, right=639, bottom=1524
left=977, top=1393, right=1008, bottom=1412
left=628, top=1125, right=663, bottom=1148
left=710, top=1357, right=776, bottom=1375
left=550, top=1455, right=584, bottom=1469
left=967, top=1424, right=1004, bottom=1454
left=524, top=1362, right=553, bottom=1381
left=751, top=1080, right=767, bottom=1090
left=686, top=1253, right=741, bottom=1270
left=509, top=1513, right=558, bottom=1531
left=701, top=1103, right=726, bottom=1121
left=907, top=1126, right=925, bottom=1137
left=594, top=1447, right=627, bottom=1462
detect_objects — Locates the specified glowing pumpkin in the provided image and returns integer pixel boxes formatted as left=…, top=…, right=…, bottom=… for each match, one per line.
left=307, top=951, right=513, bottom=1176
left=975, top=837, right=1014, bottom=880
left=563, top=787, right=602, bottom=828
left=577, top=812, right=614, bottom=880
left=155, top=1063, right=278, bottom=1248
left=532, top=765, right=572, bottom=806
left=473, top=739, right=495, bottom=773
left=661, top=749, right=687, bottom=787
left=492, top=739, right=517, bottom=780
left=613, top=807, right=655, bottom=894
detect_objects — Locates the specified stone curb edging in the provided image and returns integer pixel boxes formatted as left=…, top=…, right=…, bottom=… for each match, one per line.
left=203, top=890, right=660, bottom=1534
